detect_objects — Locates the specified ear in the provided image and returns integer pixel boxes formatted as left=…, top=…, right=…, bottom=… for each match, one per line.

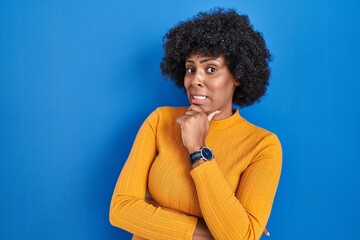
left=235, top=79, right=240, bottom=86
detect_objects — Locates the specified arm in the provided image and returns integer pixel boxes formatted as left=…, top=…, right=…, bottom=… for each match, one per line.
left=190, top=134, right=282, bottom=240
left=109, top=109, right=197, bottom=240
left=176, top=105, right=281, bottom=239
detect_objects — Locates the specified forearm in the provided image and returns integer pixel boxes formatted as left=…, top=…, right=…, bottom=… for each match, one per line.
left=190, top=159, right=280, bottom=240
left=191, top=161, right=255, bottom=239
left=110, top=194, right=197, bottom=240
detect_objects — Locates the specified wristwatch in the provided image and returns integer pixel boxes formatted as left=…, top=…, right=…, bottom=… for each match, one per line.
left=189, top=147, right=214, bottom=164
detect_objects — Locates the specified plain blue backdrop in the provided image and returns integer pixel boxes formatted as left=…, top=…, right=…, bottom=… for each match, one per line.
left=1, top=0, right=359, bottom=239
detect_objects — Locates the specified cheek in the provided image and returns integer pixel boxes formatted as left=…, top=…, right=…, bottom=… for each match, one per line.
left=211, top=78, right=235, bottom=93
left=183, top=76, right=190, bottom=89
left=212, top=84, right=236, bottom=102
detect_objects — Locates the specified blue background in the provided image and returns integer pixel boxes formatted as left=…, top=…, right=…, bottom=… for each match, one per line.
left=1, top=0, right=359, bottom=239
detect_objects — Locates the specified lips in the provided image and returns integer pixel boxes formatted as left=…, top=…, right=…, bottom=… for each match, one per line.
left=193, top=95, right=207, bottom=100
left=190, top=94, right=208, bottom=104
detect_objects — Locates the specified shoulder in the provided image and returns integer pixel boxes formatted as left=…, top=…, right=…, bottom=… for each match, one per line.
left=241, top=116, right=280, bottom=140
left=238, top=115, right=282, bottom=153
left=251, top=127, right=282, bottom=162
left=148, top=106, right=186, bottom=120
left=145, top=106, right=187, bottom=127
left=239, top=118, right=282, bottom=167
left=156, top=106, right=187, bottom=115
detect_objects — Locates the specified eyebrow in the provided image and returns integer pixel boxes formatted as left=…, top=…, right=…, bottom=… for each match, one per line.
left=186, top=57, right=219, bottom=64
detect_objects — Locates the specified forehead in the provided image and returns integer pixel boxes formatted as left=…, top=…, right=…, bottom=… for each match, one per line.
left=186, top=53, right=226, bottom=63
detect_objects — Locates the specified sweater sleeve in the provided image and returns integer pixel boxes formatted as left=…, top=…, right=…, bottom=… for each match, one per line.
left=190, top=134, right=282, bottom=240
left=109, top=109, right=197, bottom=240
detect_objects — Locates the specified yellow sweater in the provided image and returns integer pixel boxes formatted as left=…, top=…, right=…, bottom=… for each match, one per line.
left=110, top=106, right=282, bottom=240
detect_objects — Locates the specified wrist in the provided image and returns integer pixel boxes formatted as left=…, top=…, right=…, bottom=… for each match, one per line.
left=192, top=159, right=206, bottom=168
left=189, top=146, right=214, bottom=165
left=188, top=146, right=203, bottom=154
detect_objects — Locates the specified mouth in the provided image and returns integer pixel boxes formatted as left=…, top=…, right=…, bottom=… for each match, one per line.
left=192, top=95, right=207, bottom=100
left=190, top=94, right=208, bottom=104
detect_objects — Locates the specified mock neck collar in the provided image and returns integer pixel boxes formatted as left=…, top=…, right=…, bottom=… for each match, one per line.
left=210, top=108, right=243, bottom=130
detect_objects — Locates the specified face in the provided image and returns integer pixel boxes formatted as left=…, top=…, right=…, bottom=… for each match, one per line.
left=184, top=54, right=239, bottom=120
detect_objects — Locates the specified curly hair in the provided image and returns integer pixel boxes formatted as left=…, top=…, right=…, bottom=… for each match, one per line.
left=160, top=8, right=271, bottom=107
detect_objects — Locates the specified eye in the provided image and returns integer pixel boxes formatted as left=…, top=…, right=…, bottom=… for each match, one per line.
left=206, top=67, right=217, bottom=73
left=186, top=67, right=195, bottom=74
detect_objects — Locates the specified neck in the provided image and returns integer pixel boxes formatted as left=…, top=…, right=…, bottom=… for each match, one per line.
left=212, top=108, right=234, bottom=120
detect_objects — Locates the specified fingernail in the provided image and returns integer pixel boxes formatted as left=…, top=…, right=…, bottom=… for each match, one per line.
left=266, top=232, right=270, bottom=236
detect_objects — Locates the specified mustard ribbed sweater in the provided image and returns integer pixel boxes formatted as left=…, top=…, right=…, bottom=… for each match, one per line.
left=110, top=106, right=282, bottom=240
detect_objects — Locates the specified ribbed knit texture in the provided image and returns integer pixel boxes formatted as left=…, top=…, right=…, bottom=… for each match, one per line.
left=110, top=106, right=282, bottom=240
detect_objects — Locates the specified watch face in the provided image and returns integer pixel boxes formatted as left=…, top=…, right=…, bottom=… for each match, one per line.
left=201, top=147, right=213, bottom=160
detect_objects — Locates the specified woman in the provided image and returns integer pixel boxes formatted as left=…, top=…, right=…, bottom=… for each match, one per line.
left=110, top=8, right=282, bottom=240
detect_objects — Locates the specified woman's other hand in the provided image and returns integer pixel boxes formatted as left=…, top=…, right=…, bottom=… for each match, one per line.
left=192, top=218, right=214, bottom=240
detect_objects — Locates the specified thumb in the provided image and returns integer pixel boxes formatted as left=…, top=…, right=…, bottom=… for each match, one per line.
left=207, top=110, right=221, bottom=122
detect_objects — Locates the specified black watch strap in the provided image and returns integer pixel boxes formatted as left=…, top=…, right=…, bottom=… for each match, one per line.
left=189, top=151, right=202, bottom=164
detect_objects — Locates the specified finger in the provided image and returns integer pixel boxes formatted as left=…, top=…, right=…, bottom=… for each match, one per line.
left=263, top=227, right=270, bottom=236
left=188, top=104, right=204, bottom=113
left=185, top=109, right=196, bottom=116
left=207, top=110, right=221, bottom=122
left=176, top=116, right=186, bottom=125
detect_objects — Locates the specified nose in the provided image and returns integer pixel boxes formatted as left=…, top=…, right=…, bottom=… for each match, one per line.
left=191, top=70, right=204, bottom=87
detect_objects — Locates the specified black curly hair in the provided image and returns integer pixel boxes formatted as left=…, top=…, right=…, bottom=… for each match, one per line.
left=160, top=8, right=271, bottom=107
